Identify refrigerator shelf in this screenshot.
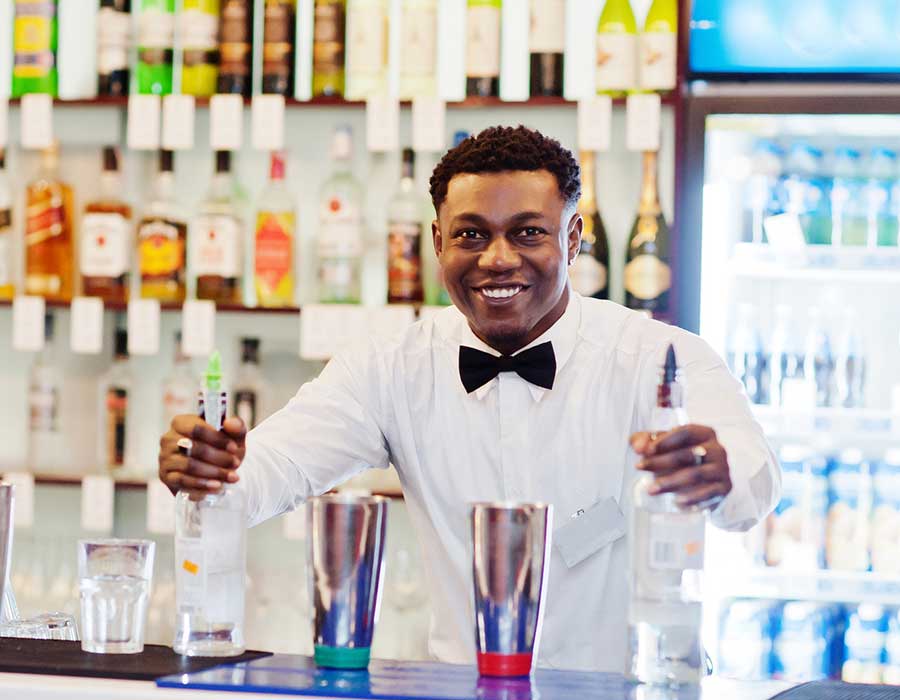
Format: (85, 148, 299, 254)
(751, 406, 898, 446)
(709, 568, 900, 606)
(729, 243, 900, 283)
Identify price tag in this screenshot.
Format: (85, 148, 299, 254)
(162, 94, 196, 150)
(251, 94, 285, 150)
(126, 94, 161, 150)
(69, 297, 104, 354)
(578, 96, 612, 152)
(0, 98, 8, 148)
(3, 473, 34, 528)
(12, 296, 46, 352)
(20, 93, 53, 149)
(299, 305, 367, 360)
(625, 93, 661, 152)
(210, 94, 244, 150)
(127, 299, 161, 356)
(370, 305, 416, 341)
(411, 97, 446, 153)
(181, 299, 216, 358)
(282, 503, 307, 540)
(366, 95, 400, 153)
(146, 479, 175, 535)
(81, 475, 114, 533)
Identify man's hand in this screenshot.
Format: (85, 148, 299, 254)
(158, 415, 246, 500)
(629, 424, 732, 509)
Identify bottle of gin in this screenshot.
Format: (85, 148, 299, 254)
(98, 326, 133, 472)
(174, 351, 247, 656)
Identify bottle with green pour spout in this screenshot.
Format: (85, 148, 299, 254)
(174, 350, 247, 656)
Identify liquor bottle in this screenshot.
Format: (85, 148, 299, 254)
(81, 146, 133, 304)
(12, 0, 58, 96)
(262, 0, 296, 95)
(595, 0, 637, 97)
(181, 0, 220, 96)
(318, 127, 363, 303)
(466, 0, 501, 98)
(387, 148, 424, 304)
(137, 0, 175, 95)
(97, 0, 131, 96)
(162, 331, 195, 431)
(638, 0, 676, 92)
(529, 0, 564, 98)
(25, 142, 75, 302)
(191, 151, 243, 305)
(98, 326, 133, 471)
(399, 0, 437, 99)
(346, 0, 388, 99)
(137, 150, 188, 303)
(254, 151, 295, 307)
(233, 337, 262, 429)
(569, 151, 609, 299)
(0, 150, 12, 300)
(27, 312, 65, 473)
(312, 0, 346, 97)
(217, 0, 253, 95)
(174, 351, 247, 657)
(624, 151, 669, 315)
(626, 344, 704, 685)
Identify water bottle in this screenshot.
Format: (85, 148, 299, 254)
(785, 144, 831, 245)
(803, 308, 834, 408)
(727, 303, 768, 404)
(769, 305, 805, 408)
(864, 148, 898, 248)
(834, 308, 866, 409)
(743, 141, 784, 245)
(831, 147, 866, 247)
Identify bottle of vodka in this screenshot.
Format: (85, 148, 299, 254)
(627, 344, 705, 686)
(174, 351, 247, 656)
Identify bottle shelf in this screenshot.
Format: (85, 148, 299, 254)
(730, 243, 900, 283)
(0, 299, 302, 314)
(710, 567, 900, 606)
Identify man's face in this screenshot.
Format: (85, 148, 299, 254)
(433, 170, 581, 354)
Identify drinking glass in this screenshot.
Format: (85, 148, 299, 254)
(0, 620, 50, 639)
(31, 612, 79, 641)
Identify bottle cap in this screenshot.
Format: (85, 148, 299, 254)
(43, 312, 55, 343)
(240, 337, 260, 364)
(452, 131, 470, 148)
(203, 350, 223, 391)
(662, 343, 677, 383)
(215, 150, 232, 174)
(270, 151, 285, 180)
(103, 146, 119, 173)
(114, 328, 128, 358)
(159, 149, 174, 173)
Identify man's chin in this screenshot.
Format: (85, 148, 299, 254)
(473, 321, 530, 354)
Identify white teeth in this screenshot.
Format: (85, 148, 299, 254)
(481, 286, 522, 299)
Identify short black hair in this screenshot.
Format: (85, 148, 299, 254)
(429, 125, 581, 213)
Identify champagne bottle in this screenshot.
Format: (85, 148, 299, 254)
(569, 151, 609, 299)
(595, 0, 636, 97)
(639, 0, 676, 92)
(624, 151, 670, 315)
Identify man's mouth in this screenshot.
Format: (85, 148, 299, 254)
(475, 285, 528, 300)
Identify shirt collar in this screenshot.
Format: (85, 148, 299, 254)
(456, 292, 582, 402)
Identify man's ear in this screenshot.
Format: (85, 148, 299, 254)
(432, 219, 442, 258)
(567, 211, 583, 265)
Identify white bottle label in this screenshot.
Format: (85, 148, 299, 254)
(596, 33, 637, 91)
(190, 215, 241, 277)
(639, 32, 676, 90)
(648, 514, 705, 571)
(318, 195, 364, 258)
(466, 6, 501, 78)
(180, 8, 218, 50)
(80, 213, 130, 278)
(624, 253, 671, 300)
(29, 383, 58, 432)
(402, 6, 437, 77)
(348, 4, 386, 73)
(569, 255, 607, 296)
(97, 7, 130, 72)
(201, 506, 244, 622)
(530, 0, 565, 53)
(175, 536, 207, 610)
(139, 8, 175, 48)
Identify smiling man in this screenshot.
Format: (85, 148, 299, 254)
(158, 126, 781, 671)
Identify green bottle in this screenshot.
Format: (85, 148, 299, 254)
(639, 0, 676, 91)
(595, 0, 636, 97)
(181, 0, 220, 96)
(12, 0, 59, 97)
(137, 0, 175, 95)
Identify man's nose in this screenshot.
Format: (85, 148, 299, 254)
(478, 235, 520, 271)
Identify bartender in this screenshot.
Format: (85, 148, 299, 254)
(158, 126, 781, 673)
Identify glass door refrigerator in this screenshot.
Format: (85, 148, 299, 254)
(677, 0, 900, 688)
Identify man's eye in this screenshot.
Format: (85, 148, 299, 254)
(457, 230, 483, 240)
(518, 227, 545, 237)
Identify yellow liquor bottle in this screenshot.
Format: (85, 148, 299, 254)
(254, 152, 295, 307)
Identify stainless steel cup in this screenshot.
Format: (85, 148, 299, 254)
(0, 485, 13, 610)
(471, 501, 553, 677)
(308, 494, 388, 669)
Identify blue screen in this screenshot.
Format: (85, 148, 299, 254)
(690, 0, 900, 75)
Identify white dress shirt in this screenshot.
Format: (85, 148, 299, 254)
(239, 293, 782, 672)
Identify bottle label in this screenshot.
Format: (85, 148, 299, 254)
(138, 219, 185, 283)
(530, 0, 565, 54)
(263, 2, 293, 74)
(29, 384, 58, 432)
(254, 212, 293, 292)
(81, 212, 130, 278)
(13, 7, 54, 79)
(180, 8, 218, 51)
(234, 389, 256, 429)
(220, 0, 252, 75)
(201, 506, 244, 622)
(198, 390, 228, 431)
(313, 2, 345, 74)
(318, 195, 363, 258)
(0, 209, 11, 286)
(596, 33, 636, 91)
(624, 253, 671, 301)
(175, 536, 207, 612)
(569, 255, 607, 297)
(190, 215, 241, 278)
(347, 4, 386, 73)
(139, 7, 175, 48)
(388, 221, 423, 301)
(639, 32, 676, 91)
(466, 6, 501, 78)
(648, 513, 705, 571)
(105, 386, 127, 467)
(401, 6, 436, 77)
(25, 197, 65, 247)
(97, 7, 130, 73)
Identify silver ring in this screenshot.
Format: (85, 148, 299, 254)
(176, 437, 193, 458)
(649, 431, 660, 442)
(691, 445, 707, 466)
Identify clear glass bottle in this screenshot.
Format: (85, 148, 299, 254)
(27, 313, 65, 474)
(98, 325, 133, 472)
(318, 126, 363, 303)
(387, 148, 424, 304)
(0, 149, 13, 300)
(233, 337, 263, 429)
(254, 152, 296, 307)
(161, 331, 195, 432)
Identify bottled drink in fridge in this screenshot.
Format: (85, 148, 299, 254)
(834, 309, 865, 409)
(768, 305, 805, 408)
(743, 141, 783, 245)
(803, 307, 834, 408)
(627, 344, 705, 686)
(864, 148, 899, 248)
(783, 144, 831, 246)
(727, 303, 768, 405)
(830, 147, 866, 247)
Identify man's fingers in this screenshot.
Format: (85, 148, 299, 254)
(165, 471, 223, 493)
(187, 441, 241, 470)
(223, 417, 247, 443)
(646, 424, 716, 456)
(650, 462, 719, 495)
(170, 415, 233, 450)
(675, 481, 729, 509)
(638, 440, 725, 474)
(630, 432, 652, 455)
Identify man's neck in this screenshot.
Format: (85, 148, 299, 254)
(472, 288, 570, 356)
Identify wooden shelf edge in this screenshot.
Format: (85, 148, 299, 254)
(0, 299, 302, 314)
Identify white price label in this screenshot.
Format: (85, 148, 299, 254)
(282, 504, 307, 541)
(162, 94, 196, 150)
(146, 479, 175, 535)
(181, 299, 216, 358)
(20, 93, 53, 149)
(127, 299, 161, 355)
(251, 94, 285, 150)
(126, 94, 162, 150)
(81, 475, 115, 533)
(625, 93, 661, 153)
(577, 96, 612, 152)
(4, 473, 34, 529)
(0, 98, 8, 148)
(12, 296, 46, 352)
(209, 94, 244, 150)
(69, 297, 104, 355)
(299, 304, 367, 360)
(370, 305, 416, 341)
(366, 95, 400, 153)
(411, 97, 446, 153)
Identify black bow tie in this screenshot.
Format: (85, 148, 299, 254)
(459, 342, 556, 394)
